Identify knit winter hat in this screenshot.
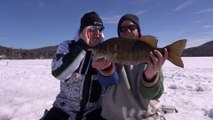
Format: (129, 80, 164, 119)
(117, 14, 141, 37)
(80, 11, 104, 33)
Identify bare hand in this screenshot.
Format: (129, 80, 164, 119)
(144, 48, 168, 80)
(79, 26, 91, 45)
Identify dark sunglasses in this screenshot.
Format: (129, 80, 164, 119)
(90, 26, 104, 32)
(119, 25, 137, 32)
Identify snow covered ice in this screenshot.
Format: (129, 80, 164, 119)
(160, 57, 213, 120)
(0, 57, 213, 120)
(0, 60, 59, 120)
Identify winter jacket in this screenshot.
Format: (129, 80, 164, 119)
(100, 64, 165, 120)
(51, 39, 118, 119)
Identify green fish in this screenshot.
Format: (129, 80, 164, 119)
(92, 35, 187, 68)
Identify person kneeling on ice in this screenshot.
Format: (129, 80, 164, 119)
(92, 14, 169, 120)
(40, 11, 119, 120)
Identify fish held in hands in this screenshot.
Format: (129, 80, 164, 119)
(92, 35, 187, 68)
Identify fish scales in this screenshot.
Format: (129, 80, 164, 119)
(92, 35, 187, 68)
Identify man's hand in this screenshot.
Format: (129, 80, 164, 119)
(144, 48, 168, 80)
(80, 26, 91, 45)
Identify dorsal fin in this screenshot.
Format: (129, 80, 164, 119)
(138, 35, 158, 48)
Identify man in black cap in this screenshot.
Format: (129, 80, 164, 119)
(117, 14, 142, 38)
(40, 11, 118, 120)
(97, 14, 168, 119)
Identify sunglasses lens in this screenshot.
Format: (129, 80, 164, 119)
(119, 27, 127, 32)
(99, 27, 104, 32)
(119, 25, 137, 32)
(91, 26, 104, 32)
(128, 25, 137, 30)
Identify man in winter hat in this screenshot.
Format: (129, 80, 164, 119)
(40, 11, 118, 120)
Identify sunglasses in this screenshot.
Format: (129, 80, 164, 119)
(119, 25, 137, 32)
(90, 26, 105, 32)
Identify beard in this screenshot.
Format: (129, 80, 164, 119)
(89, 36, 103, 47)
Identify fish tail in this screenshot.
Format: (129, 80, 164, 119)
(164, 39, 187, 68)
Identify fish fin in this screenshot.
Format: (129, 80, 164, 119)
(139, 35, 158, 48)
(165, 39, 187, 68)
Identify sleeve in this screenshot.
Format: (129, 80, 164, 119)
(97, 64, 120, 87)
(139, 69, 164, 99)
(51, 40, 85, 80)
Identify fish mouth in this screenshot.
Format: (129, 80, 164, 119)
(92, 54, 104, 61)
(92, 56, 104, 61)
(91, 49, 101, 61)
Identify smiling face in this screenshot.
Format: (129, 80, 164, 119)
(119, 20, 140, 38)
(87, 26, 104, 47)
(80, 25, 104, 47)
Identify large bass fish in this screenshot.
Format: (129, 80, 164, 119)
(92, 35, 187, 68)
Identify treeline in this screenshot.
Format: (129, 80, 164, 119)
(0, 45, 57, 59)
(0, 40, 213, 59)
(182, 41, 213, 57)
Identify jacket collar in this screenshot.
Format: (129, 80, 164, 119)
(76, 39, 90, 51)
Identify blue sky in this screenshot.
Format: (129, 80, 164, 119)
(1, 0, 213, 49)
